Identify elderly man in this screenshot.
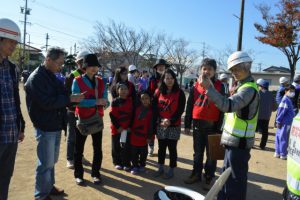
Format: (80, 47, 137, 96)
(0, 18, 25, 200)
(200, 51, 259, 200)
(25, 47, 84, 200)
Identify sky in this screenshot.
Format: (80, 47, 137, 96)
(1, 0, 296, 71)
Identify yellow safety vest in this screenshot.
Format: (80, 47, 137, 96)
(72, 70, 81, 78)
(287, 115, 300, 196)
(223, 82, 259, 138)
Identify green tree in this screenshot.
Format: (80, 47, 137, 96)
(254, 0, 300, 79)
(9, 44, 29, 70)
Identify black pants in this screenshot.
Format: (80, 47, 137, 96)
(111, 134, 131, 167)
(74, 127, 103, 179)
(257, 119, 270, 149)
(158, 139, 178, 168)
(131, 145, 148, 168)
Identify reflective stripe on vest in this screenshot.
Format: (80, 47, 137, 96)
(223, 82, 258, 138)
(72, 70, 81, 77)
(287, 115, 300, 196)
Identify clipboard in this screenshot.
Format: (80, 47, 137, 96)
(208, 134, 225, 160)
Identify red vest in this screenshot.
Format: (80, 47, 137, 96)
(130, 106, 153, 146)
(156, 89, 181, 126)
(75, 76, 104, 118)
(192, 80, 222, 121)
(110, 97, 133, 135)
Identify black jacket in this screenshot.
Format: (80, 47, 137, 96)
(25, 65, 70, 132)
(0, 60, 25, 133)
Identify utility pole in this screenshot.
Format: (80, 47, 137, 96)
(237, 0, 245, 51)
(202, 42, 206, 60)
(74, 43, 77, 54)
(45, 33, 49, 51)
(20, 0, 31, 70)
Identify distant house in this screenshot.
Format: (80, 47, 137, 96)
(263, 66, 290, 73)
(25, 45, 44, 71)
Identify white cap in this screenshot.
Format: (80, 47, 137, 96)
(227, 51, 252, 70)
(0, 18, 21, 42)
(76, 50, 89, 62)
(219, 73, 229, 80)
(279, 77, 289, 84)
(128, 64, 137, 72)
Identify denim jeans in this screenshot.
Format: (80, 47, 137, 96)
(34, 129, 61, 199)
(66, 111, 76, 161)
(217, 146, 251, 200)
(0, 143, 18, 200)
(192, 119, 217, 178)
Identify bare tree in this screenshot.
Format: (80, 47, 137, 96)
(164, 38, 198, 87)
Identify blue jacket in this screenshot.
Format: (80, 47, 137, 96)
(25, 65, 70, 132)
(276, 95, 295, 125)
(276, 85, 285, 106)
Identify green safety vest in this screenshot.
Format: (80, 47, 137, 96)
(223, 82, 259, 138)
(72, 70, 81, 78)
(287, 115, 300, 196)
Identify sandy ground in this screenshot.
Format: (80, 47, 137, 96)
(8, 84, 286, 200)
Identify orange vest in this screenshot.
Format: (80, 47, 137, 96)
(192, 80, 222, 121)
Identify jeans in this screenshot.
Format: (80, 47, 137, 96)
(0, 143, 18, 200)
(74, 128, 103, 179)
(66, 111, 76, 161)
(217, 146, 251, 200)
(34, 129, 61, 199)
(158, 139, 178, 168)
(192, 119, 217, 178)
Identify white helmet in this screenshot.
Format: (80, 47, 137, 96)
(219, 73, 229, 80)
(128, 64, 137, 72)
(0, 18, 21, 43)
(227, 51, 252, 70)
(279, 77, 289, 84)
(256, 78, 264, 85)
(76, 50, 89, 62)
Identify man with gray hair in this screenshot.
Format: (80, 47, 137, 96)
(200, 51, 259, 200)
(25, 47, 84, 200)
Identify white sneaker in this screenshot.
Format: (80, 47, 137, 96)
(148, 148, 154, 157)
(274, 153, 280, 158)
(67, 160, 74, 169)
(280, 156, 287, 160)
(75, 178, 84, 185)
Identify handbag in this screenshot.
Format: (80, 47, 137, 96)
(76, 77, 104, 136)
(208, 134, 225, 160)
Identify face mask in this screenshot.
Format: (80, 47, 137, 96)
(288, 92, 295, 98)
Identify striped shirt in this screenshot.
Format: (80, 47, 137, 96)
(0, 59, 19, 143)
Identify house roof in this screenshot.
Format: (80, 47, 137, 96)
(263, 66, 290, 73)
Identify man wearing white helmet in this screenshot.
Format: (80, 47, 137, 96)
(276, 76, 290, 105)
(64, 50, 89, 169)
(128, 64, 139, 90)
(0, 18, 25, 200)
(200, 51, 259, 200)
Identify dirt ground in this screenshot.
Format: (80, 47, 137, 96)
(8, 84, 286, 200)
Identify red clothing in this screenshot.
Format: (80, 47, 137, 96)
(156, 89, 181, 126)
(192, 80, 222, 121)
(75, 76, 104, 118)
(130, 106, 153, 146)
(109, 97, 133, 135)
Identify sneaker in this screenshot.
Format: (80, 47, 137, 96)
(75, 178, 84, 186)
(139, 167, 146, 173)
(66, 160, 74, 169)
(50, 186, 64, 195)
(163, 168, 174, 179)
(184, 172, 201, 184)
(153, 167, 164, 177)
(115, 165, 123, 170)
(131, 167, 139, 175)
(274, 153, 280, 158)
(280, 155, 287, 160)
(202, 176, 214, 191)
(123, 166, 131, 172)
(92, 176, 102, 185)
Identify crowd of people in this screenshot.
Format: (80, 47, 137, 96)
(2, 18, 300, 200)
